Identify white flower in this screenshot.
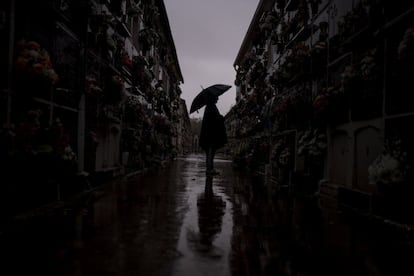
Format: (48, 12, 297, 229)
(368, 154, 404, 185)
(297, 129, 326, 157)
(61, 145, 77, 161)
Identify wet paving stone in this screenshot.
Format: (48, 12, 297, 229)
(1, 154, 413, 275)
(0, 155, 236, 275)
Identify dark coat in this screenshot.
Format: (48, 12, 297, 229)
(199, 104, 227, 151)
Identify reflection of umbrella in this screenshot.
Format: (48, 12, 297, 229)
(190, 84, 231, 114)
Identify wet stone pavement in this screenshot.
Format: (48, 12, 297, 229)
(0, 154, 243, 275)
(1, 154, 414, 275)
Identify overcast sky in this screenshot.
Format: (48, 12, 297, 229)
(164, 0, 259, 119)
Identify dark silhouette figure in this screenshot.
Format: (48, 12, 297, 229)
(199, 96, 227, 175)
(196, 176, 226, 249)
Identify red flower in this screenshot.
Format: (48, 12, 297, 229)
(313, 94, 329, 116)
(27, 41, 41, 51)
(14, 57, 28, 71)
(122, 54, 133, 68)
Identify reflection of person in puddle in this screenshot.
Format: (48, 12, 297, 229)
(196, 176, 226, 251)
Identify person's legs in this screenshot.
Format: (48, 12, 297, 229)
(206, 147, 218, 175)
(206, 147, 215, 173)
(206, 147, 212, 171)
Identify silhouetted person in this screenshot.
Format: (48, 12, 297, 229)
(199, 95, 227, 175)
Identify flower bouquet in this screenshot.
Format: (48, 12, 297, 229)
(271, 137, 293, 168)
(297, 128, 327, 157)
(85, 75, 102, 98)
(14, 40, 59, 85)
(368, 139, 410, 192)
(398, 26, 414, 61)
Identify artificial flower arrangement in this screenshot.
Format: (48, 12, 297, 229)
(278, 146, 292, 167)
(133, 54, 149, 71)
(340, 48, 378, 92)
(337, 1, 368, 41)
(259, 10, 280, 33)
(153, 112, 171, 134)
(271, 137, 293, 168)
(295, 0, 310, 28)
(313, 84, 352, 123)
(360, 48, 377, 81)
(48, 118, 77, 163)
(85, 75, 102, 98)
(280, 1, 309, 37)
(124, 94, 146, 123)
(10, 117, 77, 180)
(113, 74, 125, 90)
(8, 110, 77, 166)
(60, 144, 77, 162)
(312, 86, 337, 117)
(121, 53, 133, 69)
(340, 63, 359, 93)
(139, 27, 160, 46)
(143, 3, 159, 25)
(312, 93, 329, 117)
(127, 0, 143, 16)
(297, 128, 327, 157)
(115, 39, 133, 70)
(398, 25, 414, 61)
(276, 42, 310, 83)
(14, 40, 59, 85)
(291, 42, 310, 63)
(13, 109, 42, 154)
(368, 139, 410, 189)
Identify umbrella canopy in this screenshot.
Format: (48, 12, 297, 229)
(190, 84, 231, 114)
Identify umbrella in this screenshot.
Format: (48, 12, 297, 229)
(190, 84, 231, 114)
